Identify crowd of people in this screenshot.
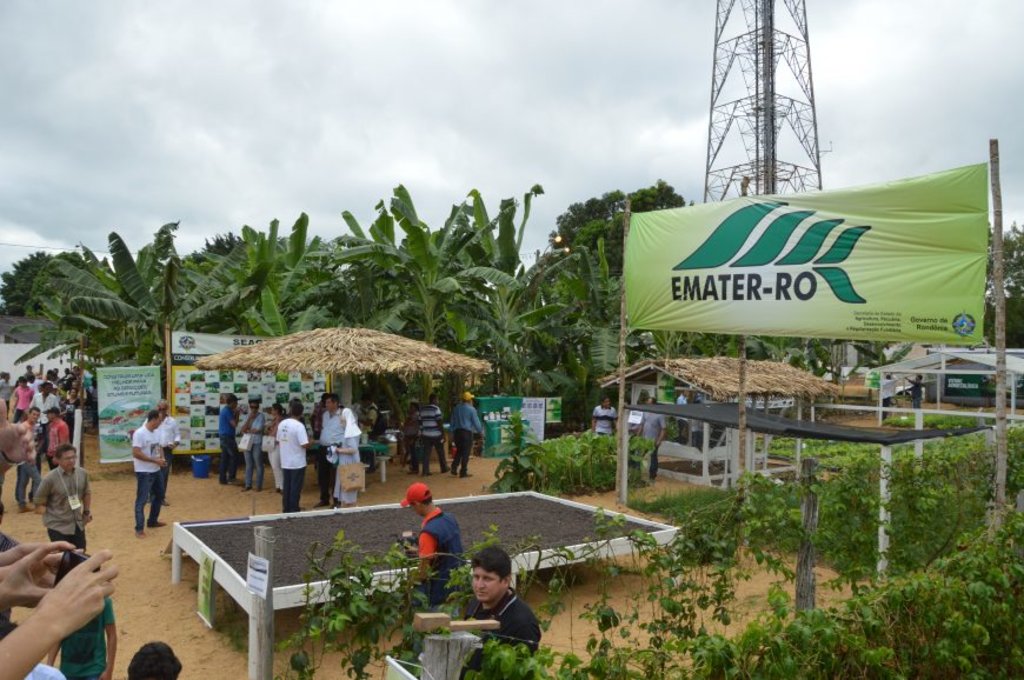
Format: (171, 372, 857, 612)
(0, 388, 183, 680)
(0, 368, 531, 676)
(203, 389, 485, 514)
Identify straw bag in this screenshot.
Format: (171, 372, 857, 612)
(339, 462, 365, 492)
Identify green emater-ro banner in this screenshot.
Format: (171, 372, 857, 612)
(625, 164, 988, 343)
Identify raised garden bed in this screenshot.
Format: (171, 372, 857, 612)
(171, 491, 677, 612)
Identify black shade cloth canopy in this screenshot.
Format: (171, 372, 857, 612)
(633, 402, 987, 445)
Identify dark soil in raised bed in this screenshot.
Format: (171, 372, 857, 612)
(184, 495, 661, 587)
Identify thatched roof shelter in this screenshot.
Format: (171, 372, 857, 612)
(600, 357, 838, 401)
(194, 327, 491, 377)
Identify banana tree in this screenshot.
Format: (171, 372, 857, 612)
(336, 185, 536, 349)
(185, 213, 331, 336)
(28, 223, 189, 365)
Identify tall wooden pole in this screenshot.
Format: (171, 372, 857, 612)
(164, 322, 173, 404)
(795, 457, 819, 610)
(735, 178, 751, 485)
(616, 200, 633, 505)
(990, 139, 1008, 515)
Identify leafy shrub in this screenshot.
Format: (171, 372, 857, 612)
(492, 418, 651, 495)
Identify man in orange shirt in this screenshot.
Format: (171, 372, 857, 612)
(400, 482, 464, 609)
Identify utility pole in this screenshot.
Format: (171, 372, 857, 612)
(705, 0, 821, 200)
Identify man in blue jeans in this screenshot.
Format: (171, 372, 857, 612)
(131, 409, 167, 538)
(218, 394, 239, 485)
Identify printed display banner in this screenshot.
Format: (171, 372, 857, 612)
(171, 367, 327, 454)
(97, 366, 162, 463)
(626, 164, 989, 343)
(170, 331, 263, 365)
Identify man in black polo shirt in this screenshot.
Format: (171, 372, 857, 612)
(462, 546, 541, 675)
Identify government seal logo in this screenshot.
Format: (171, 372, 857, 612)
(951, 313, 975, 337)
(178, 335, 196, 350)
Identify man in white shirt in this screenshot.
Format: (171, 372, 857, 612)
(131, 409, 167, 538)
(276, 400, 311, 513)
(155, 400, 180, 505)
(315, 395, 344, 508)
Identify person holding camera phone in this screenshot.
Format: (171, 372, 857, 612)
(0, 547, 118, 680)
(34, 444, 91, 550)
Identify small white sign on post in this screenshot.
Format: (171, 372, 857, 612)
(521, 397, 546, 441)
(246, 553, 270, 599)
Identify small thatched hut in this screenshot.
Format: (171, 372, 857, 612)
(194, 327, 490, 377)
(599, 357, 838, 402)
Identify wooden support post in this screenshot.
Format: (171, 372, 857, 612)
(914, 410, 924, 459)
(796, 457, 819, 611)
(423, 633, 483, 680)
(794, 399, 803, 469)
(415, 614, 499, 680)
(615, 199, 632, 506)
(164, 322, 173, 404)
(248, 526, 275, 680)
(737, 336, 748, 483)
(990, 138, 1009, 518)
(878, 446, 892, 576)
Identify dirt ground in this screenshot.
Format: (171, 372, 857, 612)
(1, 435, 834, 678)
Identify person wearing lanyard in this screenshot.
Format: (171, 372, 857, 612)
(33, 443, 91, 550)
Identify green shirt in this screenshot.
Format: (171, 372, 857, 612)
(60, 597, 114, 677)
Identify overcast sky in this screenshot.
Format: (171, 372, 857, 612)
(0, 0, 1019, 277)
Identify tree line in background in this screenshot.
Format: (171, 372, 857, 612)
(0, 184, 1017, 425)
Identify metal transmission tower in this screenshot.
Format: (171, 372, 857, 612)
(704, 0, 821, 201)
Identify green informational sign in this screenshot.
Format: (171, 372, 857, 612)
(657, 373, 675, 403)
(626, 165, 988, 343)
(945, 374, 1024, 397)
(545, 397, 562, 424)
(197, 554, 215, 628)
(97, 366, 163, 463)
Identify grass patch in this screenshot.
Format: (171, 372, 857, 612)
(630, 486, 736, 524)
(882, 413, 982, 429)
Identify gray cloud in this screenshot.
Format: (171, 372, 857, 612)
(0, 0, 1019, 276)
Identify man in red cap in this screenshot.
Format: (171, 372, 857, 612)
(401, 482, 464, 609)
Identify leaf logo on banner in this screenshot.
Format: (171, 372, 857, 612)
(673, 202, 870, 304)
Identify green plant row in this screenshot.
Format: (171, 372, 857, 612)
(490, 413, 652, 495)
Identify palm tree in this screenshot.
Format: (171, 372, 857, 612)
(29, 223, 187, 365)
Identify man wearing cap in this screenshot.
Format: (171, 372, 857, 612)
(401, 482, 463, 609)
(449, 392, 483, 478)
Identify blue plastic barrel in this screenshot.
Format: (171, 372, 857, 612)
(191, 455, 211, 479)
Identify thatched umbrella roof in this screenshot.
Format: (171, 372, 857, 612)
(194, 328, 491, 377)
(600, 357, 839, 401)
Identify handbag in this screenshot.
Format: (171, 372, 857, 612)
(339, 462, 365, 492)
(238, 433, 252, 451)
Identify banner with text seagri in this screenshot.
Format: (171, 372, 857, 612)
(171, 331, 264, 365)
